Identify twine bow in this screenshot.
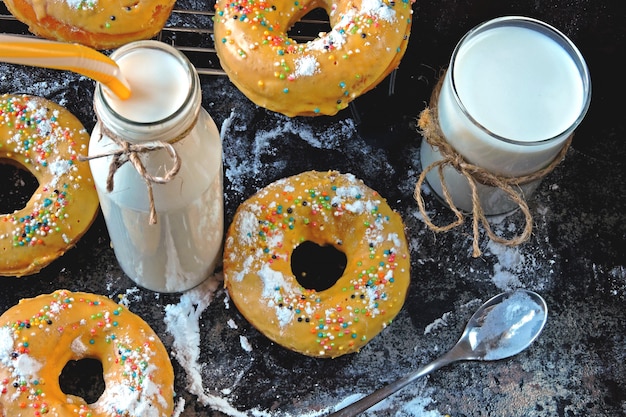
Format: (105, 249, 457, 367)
(414, 73, 571, 257)
(79, 123, 182, 225)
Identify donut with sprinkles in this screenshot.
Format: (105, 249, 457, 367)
(0, 94, 99, 277)
(223, 171, 411, 358)
(0, 289, 175, 417)
(214, 0, 415, 116)
(2, 0, 176, 49)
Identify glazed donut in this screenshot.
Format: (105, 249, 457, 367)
(223, 171, 411, 358)
(0, 289, 174, 417)
(213, 0, 415, 117)
(0, 94, 99, 277)
(2, 0, 175, 50)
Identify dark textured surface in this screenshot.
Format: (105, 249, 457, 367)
(1, 0, 625, 416)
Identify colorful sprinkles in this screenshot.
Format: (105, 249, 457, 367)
(0, 95, 87, 248)
(0, 290, 171, 417)
(225, 172, 410, 357)
(213, 0, 414, 115)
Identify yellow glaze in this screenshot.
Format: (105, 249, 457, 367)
(223, 171, 411, 358)
(214, 0, 415, 116)
(3, 0, 175, 49)
(0, 290, 174, 417)
(0, 94, 99, 277)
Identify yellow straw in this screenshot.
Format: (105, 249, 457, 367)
(0, 34, 131, 100)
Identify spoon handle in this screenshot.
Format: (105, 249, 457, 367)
(327, 347, 463, 417)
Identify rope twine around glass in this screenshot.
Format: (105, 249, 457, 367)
(414, 72, 572, 257)
(79, 107, 197, 225)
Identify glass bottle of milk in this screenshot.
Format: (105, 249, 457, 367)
(88, 41, 223, 293)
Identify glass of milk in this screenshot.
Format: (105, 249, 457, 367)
(420, 16, 591, 215)
(88, 41, 224, 293)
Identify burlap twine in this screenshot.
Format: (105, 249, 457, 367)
(79, 109, 197, 225)
(414, 71, 572, 257)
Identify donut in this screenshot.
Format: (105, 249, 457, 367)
(0, 289, 174, 417)
(0, 94, 100, 277)
(213, 0, 415, 117)
(2, 0, 176, 50)
(223, 171, 411, 358)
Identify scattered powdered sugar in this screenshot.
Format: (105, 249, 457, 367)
(306, 0, 396, 53)
(70, 336, 88, 355)
(258, 264, 297, 327)
(423, 311, 452, 335)
(236, 209, 261, 247)
(164, 273, 251, 416)
(117, 287, 143, 307)
(258, 263, 293, 301)
(0, 334, 44, 381)
(1, 327, 43, 379)
(48, 158, 72, 177)
(239, 335, 253, 352)
(0, 328, 14, 365)
(331, 181, 371, 213)
(294, 55, 320, 78)
(97, 375, 166, 417)
(399, 395, 447, 416)
(360, 0, 398, 22)
(172, 398, 186, 417)
(607, 266, 626, 298)
(387, 232, 404, 248)
(222, 109, 368, 204)
(164, 277, 218, 395)
(47, 158, 73, 188)
(13, 354, 43, 379)
(306, 25, 348, 52)
(232, 255, 254, 283)
(64, 0, 97, 8)
(333, 391, 446, 417)
(486, 239, 550, 291)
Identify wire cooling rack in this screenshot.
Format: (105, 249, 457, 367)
(0, 1, 330, 76)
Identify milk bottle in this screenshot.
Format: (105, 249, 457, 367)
(88, 41, 224, 292)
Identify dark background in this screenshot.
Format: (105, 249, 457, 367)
(1, 0, 625, 416)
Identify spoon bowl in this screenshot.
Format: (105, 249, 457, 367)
(328, 289, 548, 416)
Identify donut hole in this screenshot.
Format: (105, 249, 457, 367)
(291, 241, 346, 291)
(286, 7, 331, 40)
(0, 160, 38, 214)
(59, 358, 105, 404)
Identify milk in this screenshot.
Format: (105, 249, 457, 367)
(88, 41, 224, 292)
(105, 48, 190, 123)
(420, 17, 591, 215)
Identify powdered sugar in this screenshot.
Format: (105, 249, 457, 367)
(294, 55, 320, 78)
(360, 0, 398, 22)
(239, 335, 253, 352)
(12, 354, 42, 379)
(64, 0, 97, 9)
(234, 209, 260, 247)
(70, 336, 88, 355)
(96, 372, 167, 417)
(306, 0, 397, 53)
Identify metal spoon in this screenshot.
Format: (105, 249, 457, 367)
(328, 289, 548, 417)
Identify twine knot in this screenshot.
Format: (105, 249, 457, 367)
(414, 73, 571, 257)
(79, 124, 182, 225)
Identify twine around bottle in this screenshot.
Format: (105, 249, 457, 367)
(414, 72, 572, 257)
(79, 110, 197, 225)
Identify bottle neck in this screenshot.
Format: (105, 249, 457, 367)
(94, 41, 201, 144)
